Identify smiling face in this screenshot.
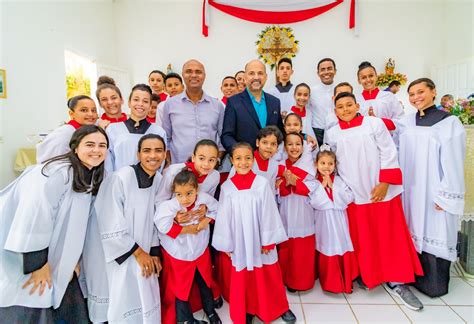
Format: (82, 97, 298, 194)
(284, 134, 303, 161)
(129, 89, 151, 120)
(174, 182, 198, 209)
(165, 77, 184, 97)
(334, 96, 360, 122)
(69, 99, 98, 125)
(148, 100, 158, 119)
(408, 82, 437, 111)
(244, 60, 267, 93)
(191, 145, 219, 176)
(277, 62, 293, 84)
(231, 146, 254, 175)
(182, 60, 205, 92)
(256, 134, 278, 160)
(235, 72, 246, 92)
(137, 138, 166, 175)
(316, 154, 335, 176)
(148, 72, 165, 94)
(221, 78, 238, 98)
(98, 88, 123, 118)
(318, 60, 336, 85)
(284, 114, 302, 134)
(76, 132, 108, 169)
(294, 86, 310, 108)
(357, 66, 377, 91)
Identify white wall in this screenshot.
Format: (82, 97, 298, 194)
(114, 0, 448, 100)
(0, 0, 117, 187)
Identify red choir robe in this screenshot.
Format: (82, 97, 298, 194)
(310, 174, 358, 293)
(212, 171, 289, 324)
(277, 157, 318, 291)
(325, 115, 422, 289)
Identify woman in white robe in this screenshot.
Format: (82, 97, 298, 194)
(396, 78, 466, 297)
(0, 125, 108, 323)
(36, 95, 100, 163)
(94, 134, 166, 323)
(105, 84, 167, 172)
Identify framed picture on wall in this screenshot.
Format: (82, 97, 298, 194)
(0, 69, 6, 99)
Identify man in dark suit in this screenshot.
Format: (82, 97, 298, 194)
(221, 59, 284, 153)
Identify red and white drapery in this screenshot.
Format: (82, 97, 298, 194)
(202, 0, 356, 37)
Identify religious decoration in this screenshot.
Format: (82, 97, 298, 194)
(442, 98, 474, 125)
(166, 63, 173, 74)
(376, 58, 407, 87)
(0, 69, 6, 99)
(202, 0, 356, 37)
(256, 26, 299, 70)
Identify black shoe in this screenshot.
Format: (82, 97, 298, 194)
(355, 276, 369, 290)
(287, 287, 297, 293)
(213, 296, 224, 309)
(246, 313, 255, 324)
(281, 310, 296, 323)
(207, 311, 222, 324)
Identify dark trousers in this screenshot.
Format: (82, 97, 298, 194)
(176, 269, 214, 322)
(414, 252, 451, 297)
(312, 128, 325, 147)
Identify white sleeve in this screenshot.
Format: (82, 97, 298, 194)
(259, 181, 288, 246)
(388, 94, 405, 120)
(36, 126, 71, 163)
(372, 117, 400, 171)
(161, 101, 172, 146)
(94, 174, 136, 262)
(154, 200, 177, 235)
(308, 183, 334, 210)
(434, 119, 466, 215)
(155, 167, 175, 203)
(212, 187, 234, 252)
(333, 177, 355, 209)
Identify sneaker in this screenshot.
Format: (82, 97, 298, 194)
(213, 296, 224, 309)
(385, 284, 424, 311)
(355, 277, 369, 290)
(207, 311, 222, 324)
(281, 309, 296, 323)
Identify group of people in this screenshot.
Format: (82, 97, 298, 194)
(0, 56, 466, 324)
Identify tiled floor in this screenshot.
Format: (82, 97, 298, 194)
(194, 266, 474, 323)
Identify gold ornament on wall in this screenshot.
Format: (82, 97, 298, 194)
(256, 26, 299, 70)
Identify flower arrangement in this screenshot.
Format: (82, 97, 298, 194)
(256, 26, 299, 70)
(442, 98, 474, 125)
(376, 72, 408, 87)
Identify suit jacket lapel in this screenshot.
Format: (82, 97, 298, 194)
(242, 90, 262, 128)
(263, 92, 277, 126)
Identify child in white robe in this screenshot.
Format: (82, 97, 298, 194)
(356, 61, 404, 130)
(212, 142, 296, 324)
(277, 132, 318, 292)
(0, 125, 108, 323)
(310, 145, 358, 293)
(156, 169, 222, 324)
(288, 83, 316, 140)
(396, 78, 465, 297)
(36, 95, 100, 163)
(266, 58, 295, 115)
(105, 84, 167, 172)
(96, 77, 128, 124)
(326, 92, 423, 310)
(94, 134, 166, 323)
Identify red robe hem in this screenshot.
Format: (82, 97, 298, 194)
(317, 251, 359, 294)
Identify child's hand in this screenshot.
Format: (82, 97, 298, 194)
(261, 248, 272, 255)
(189, 204, 208, 221)
(368, 106, 376, 116)
(181, 224, 199, 235)
(275, 178, 283, 188)
(197, 217, 212, 232)
(97, 119, 111, 129)
(174, 210, 191, 224)
(370, 182, 389, 202)
(281, 111, 288, 119)
(152, 256, 162, 276)
(435, 203, 444, 211)
(306, 135, 318, 150)
(22, 262, 52, 296)
(326, 175, 333, 189)
(284, 170, 299, 186)
(133, 247, 156, 278)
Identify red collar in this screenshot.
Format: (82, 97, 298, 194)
(317, 173, 335, 201)
(146, 116, 156, 123)
(159, 92, 168, 102)
(185, 162, 207, 184)
(101, 113, 127, 123)
(67, 120, 81, 129)
(230, 171, 256, 190)
(186, 202, 196, 211)
(254, 150, 269, 172)
(221, 96, 228, 105)
(290, 106, 306, 117)
(362, 88, 380, 100)
(338, 115, 364, 129)
(285, 160, 308, 179)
